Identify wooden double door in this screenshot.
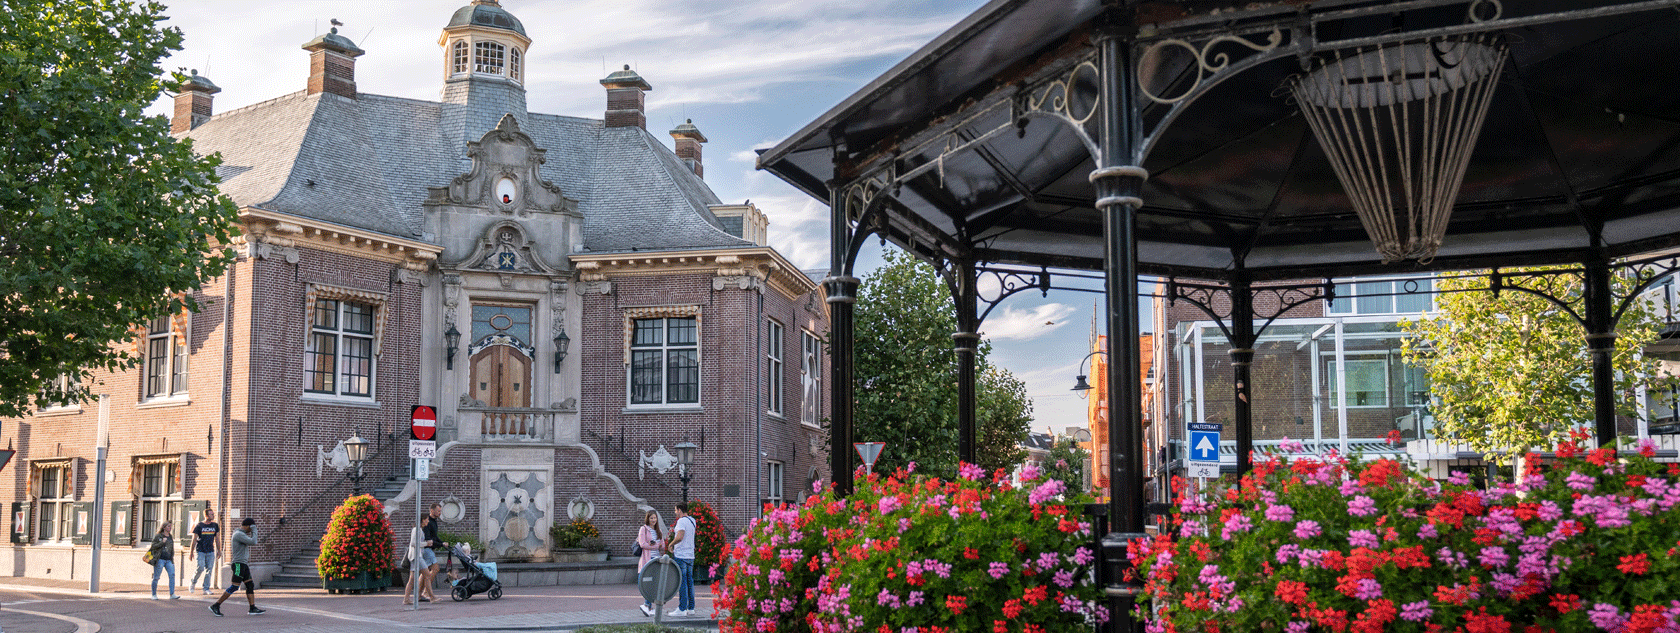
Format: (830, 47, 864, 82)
(472, 345, 531, 408)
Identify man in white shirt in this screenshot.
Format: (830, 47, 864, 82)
(666, 502, 697, 617)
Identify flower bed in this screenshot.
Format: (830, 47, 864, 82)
(717, 462, 1105, 633)
(1132, 432, 1680, 633)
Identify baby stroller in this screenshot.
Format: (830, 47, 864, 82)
(447, 543, 502, 601)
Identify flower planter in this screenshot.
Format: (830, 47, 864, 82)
(551, 548, 608, 563)
(322, 571, 386, 594)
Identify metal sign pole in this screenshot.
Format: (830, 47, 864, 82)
(409, 465, 422, 612)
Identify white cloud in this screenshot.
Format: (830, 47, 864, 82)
(980, 303, 1078, 341)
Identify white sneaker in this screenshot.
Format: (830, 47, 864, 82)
(667, 609, 684, 617)
(639, 604, 652, 617)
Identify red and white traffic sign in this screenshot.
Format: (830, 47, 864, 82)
(411, 405, 436, 441)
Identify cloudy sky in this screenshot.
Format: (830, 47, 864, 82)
(145, 0, 1127, 436)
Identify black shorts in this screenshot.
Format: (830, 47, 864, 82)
(230, 562, 252, 585)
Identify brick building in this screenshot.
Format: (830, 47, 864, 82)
(2, 0, 827, 587)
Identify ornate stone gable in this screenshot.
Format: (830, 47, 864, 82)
(426, 114, 579, 218)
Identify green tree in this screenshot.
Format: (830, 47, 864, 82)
(975, 367, 1031, 473)
(1041, 436, 1089, 492)
(1399, 267, 1674, 460)
(853, 250, 1032, 478)
(0, 0, 239, 416)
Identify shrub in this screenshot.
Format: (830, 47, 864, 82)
(1133, 432, 1680, 633)
(316, 494, 394, 580)
(687, 501, 728, 575)
(578, 536, 606, 552)
(552, 518, 600, 548)
(437, 530, 483, 556)
(717, 463, 1106, 632)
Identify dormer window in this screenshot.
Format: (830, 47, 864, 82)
(452, 40, 469, 75)
(509, 48, 521, 82)
(474, 41, 505, 75)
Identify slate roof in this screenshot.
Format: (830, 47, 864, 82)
(179, 90, 750, 253)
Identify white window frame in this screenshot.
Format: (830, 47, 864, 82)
(628, 317, 701, 407)
(766, 319, 784, 417)
(39, 373, 81, 414)
(305, 299, 377, 400)
(143, 314, 189, 402)
(137, 460, 181, 544)
(450, 40, 469, 76)
(801, 330, 822, 428)
(765, 460, 784, 505)
(1329, 276, 1435, 315)
(33, 462, 72, 544)
(474, 40, 505, 75)
(1325, 355, 1391, 408)
(508, 47, 521, 82)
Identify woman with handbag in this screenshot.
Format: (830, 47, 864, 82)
(147, 521, 179, 600)
(635, 510, 665, 617)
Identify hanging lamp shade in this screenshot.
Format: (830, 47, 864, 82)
(1286, 33, 1508, 263)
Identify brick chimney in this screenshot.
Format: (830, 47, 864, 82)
(669, 119, 707, 178)
(599, 65, 651, 129)
(171, 71, 220, 133)
(301, 25, 365, 99)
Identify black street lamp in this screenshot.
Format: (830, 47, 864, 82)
(673, 440, 698, 504)
(1070, 350, 1109, 392)
(444, 323, 461, 370)
(344, 433, 370, 496)
(552, 327, 570, 374)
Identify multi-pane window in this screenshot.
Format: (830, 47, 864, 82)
(766, 461, 784, 505)
(630, 317, 699, 405)
(41, 373, 80, 410)
(1326, 357, 1389, 407)
(34, 463, 71, 543)
(474, 41, 505, 75)
(766, 320, 784, 416)
(145, 315, 188, 399)
(306, 300, 375, 397)
(509, 48, 521, 82)
(1329, 277, 1434, 315)
(139, 461, 180, 541)
(451, 40, 469, 75)
(801, 332, 821, 426)
(1649, 384, 1679, 423)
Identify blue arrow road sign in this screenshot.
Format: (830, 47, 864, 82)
(1187, 422, 1222, 463)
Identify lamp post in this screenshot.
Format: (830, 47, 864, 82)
(553, 328, 570, 374)
(344, 433, 370, 496)
(1070, 350, 1108, 392)
(673, 440, 698, 504)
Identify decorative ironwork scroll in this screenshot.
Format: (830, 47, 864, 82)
(1163, 278, 1330, 341)
(1137, 27, 1286, 106)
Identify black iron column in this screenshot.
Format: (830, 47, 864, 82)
(1229, 276, 1256, 476)
(954, 260, 980, 465)
(1093, 24, 1146, 633)
(824, 183, 860, 495)
(1583, 260, 1617, 447)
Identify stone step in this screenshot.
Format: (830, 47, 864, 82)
(265, 574, 327, 588)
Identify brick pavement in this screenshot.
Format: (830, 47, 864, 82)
(0, 576, 718, 632)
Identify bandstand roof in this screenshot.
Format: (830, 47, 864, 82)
(759, 0, 1680, 281)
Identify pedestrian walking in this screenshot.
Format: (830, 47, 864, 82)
(666, 502, 697, 617)
(404, 502, 442, 605)
(147, 522, 179, 600)
(635, 510, 665, 617)
(209, 518, 264, 617)
(189, 508, 220, 595)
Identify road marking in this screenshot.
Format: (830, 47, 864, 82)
(2, 606, 100, 632)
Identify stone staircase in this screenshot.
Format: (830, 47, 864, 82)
(264, 473, 411, 589)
